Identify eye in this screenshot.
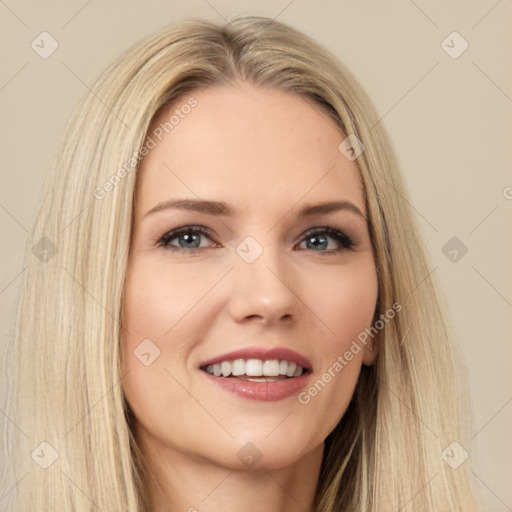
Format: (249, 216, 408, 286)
(157, 225, 358, 254)
(297, 227, 357, 253)
(157, 226, 216, 254)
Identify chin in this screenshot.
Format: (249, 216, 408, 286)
(203, 430, 322, 472)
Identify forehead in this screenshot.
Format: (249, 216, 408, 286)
(136, 84, 365, 217)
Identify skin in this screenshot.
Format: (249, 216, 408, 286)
(120, 83, 379, 512)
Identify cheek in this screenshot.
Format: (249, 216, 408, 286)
(295, 258, 378, 431)
(121, 257, 224, 356)
(119, 259, 209, 450)
(310, 257, 378, 346)
(119, 254, 229, 416)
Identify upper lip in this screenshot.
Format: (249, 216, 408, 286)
(199, 346, 313, 372)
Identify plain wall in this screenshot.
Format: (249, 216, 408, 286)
(1, 1, 511, 509)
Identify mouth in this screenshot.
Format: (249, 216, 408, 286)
(199, 347, 312, 401)
(201, 358, 308, 381)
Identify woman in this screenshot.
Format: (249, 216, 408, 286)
(2, 16, 480, 511)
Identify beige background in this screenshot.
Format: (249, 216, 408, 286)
(1, 0, 511, 509)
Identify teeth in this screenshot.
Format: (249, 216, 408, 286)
(204, 358, 305, 378)
(262, 360, 280, 377)
(286, 362, 297, 377)
(221, 361, 232, 377)
(231, 359, 245, 376)
(245, 359, 263, 376)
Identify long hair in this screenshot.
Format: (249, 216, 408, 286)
(2, 16, 480, 511)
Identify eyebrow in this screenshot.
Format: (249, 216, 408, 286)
(144, 198, 366, 220)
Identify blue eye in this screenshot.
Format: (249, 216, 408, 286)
(157, 225, 357, 255)
(298, 227, 356, 252)
(157, 226, 214, 254)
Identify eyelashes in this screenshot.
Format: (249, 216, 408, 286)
(157, 226, 219, 254)
(156, 225, 358, 256)
(298, 227, 357, 253)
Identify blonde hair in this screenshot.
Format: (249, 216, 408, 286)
(2, 16, 480, 511)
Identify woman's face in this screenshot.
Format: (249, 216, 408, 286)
(121, 84, 378, 471)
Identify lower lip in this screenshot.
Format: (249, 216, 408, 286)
(201, 371, 311, 401)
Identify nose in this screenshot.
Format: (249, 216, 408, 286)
(227, 240, 301, 326)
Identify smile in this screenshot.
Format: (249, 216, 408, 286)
(199, 347, 312, 401)
(202, 358, 305, 380)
